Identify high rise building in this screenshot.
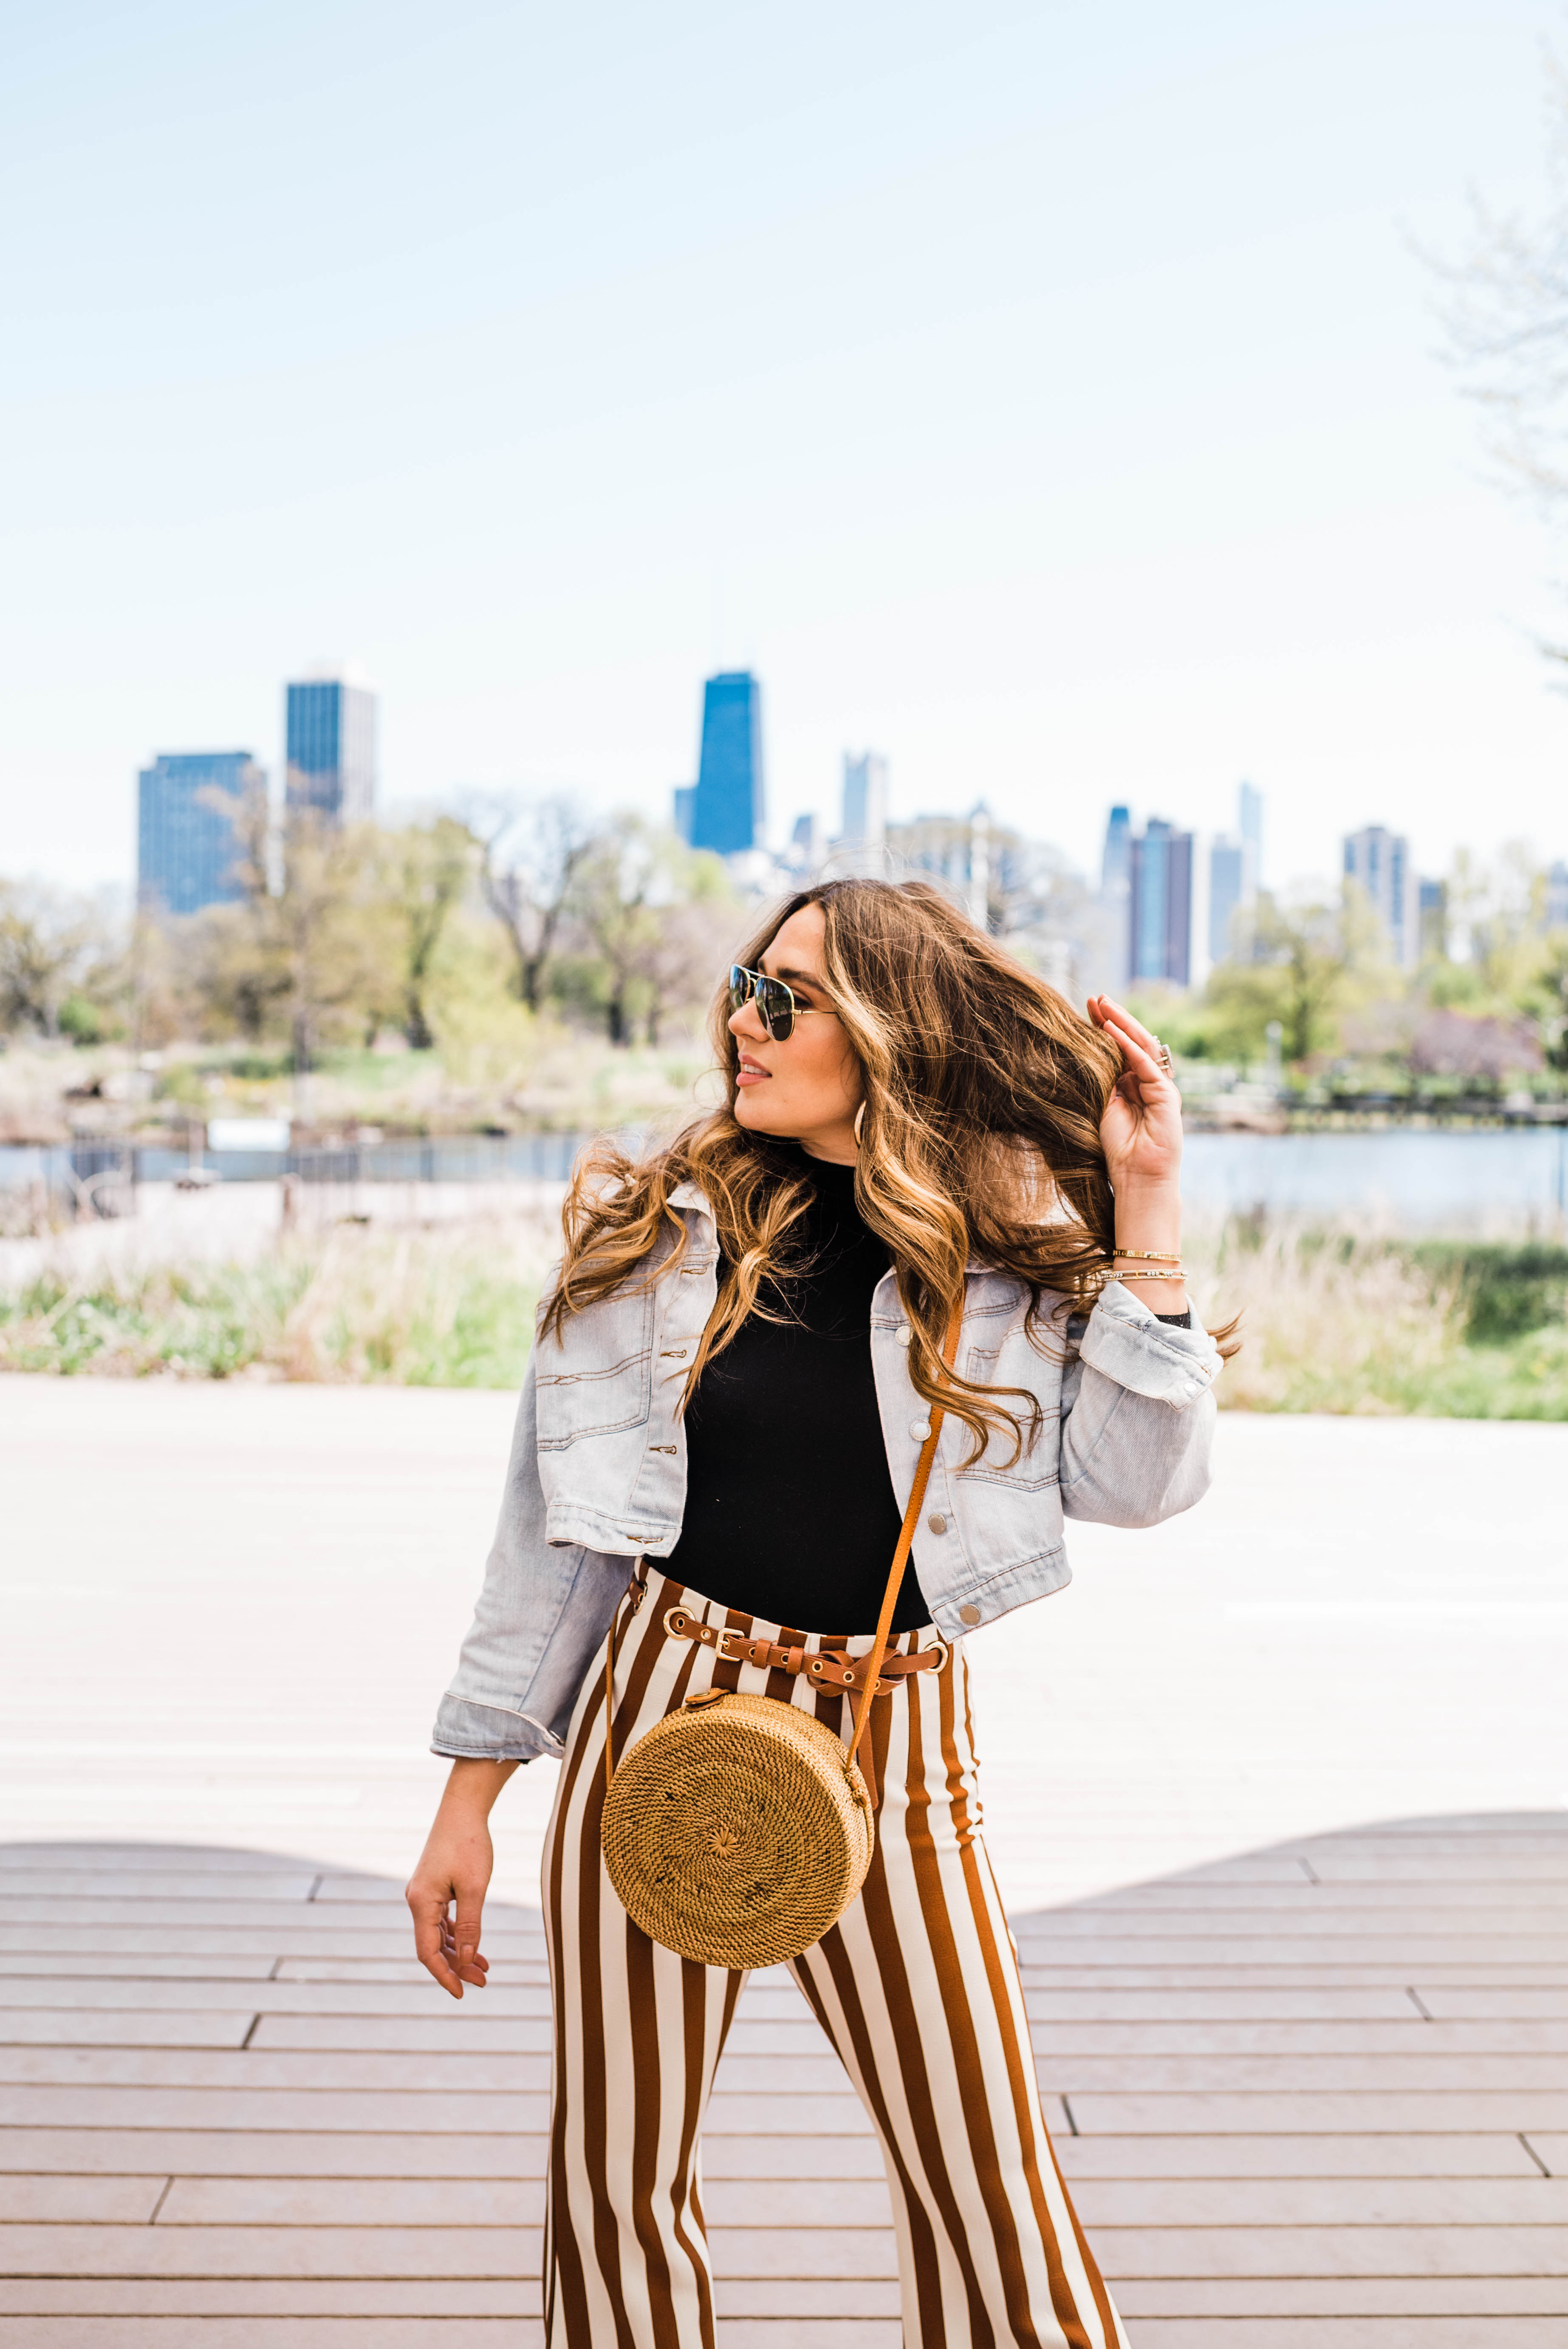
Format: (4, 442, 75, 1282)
(1128, 818, 1196, 987)
(137, 752, 260, 916)
(1344, 825, 1418, 969)
(1207, 781, 1263, 966)
(687, 671, 764, 856)
(841, 752, 888, 848)
(1238, 779, 1263, 896)
(672, 786, 697, 844)
(790, 811, 824, 873)
(1099, 806, 1132, 990)
(1208, 837, 1244, 964)
(285, 671, 377, 824)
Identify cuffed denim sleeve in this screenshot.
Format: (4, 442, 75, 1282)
(1059, 1280, 1220, 1529)
(430, 1351, 631, 1761)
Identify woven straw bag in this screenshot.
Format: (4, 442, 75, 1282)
(600, 1310, 960, 1970)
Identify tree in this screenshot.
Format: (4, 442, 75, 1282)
(568, 819, 737, 1046)
(380, 817, 475, 1050)
(0, 882, 117, 1039)
(474, 794, 598, 1011)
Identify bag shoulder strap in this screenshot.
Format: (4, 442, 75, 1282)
(846, 1298, 964, 1791)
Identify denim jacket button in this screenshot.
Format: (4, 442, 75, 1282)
(910, 1418, 932, 1441)
(959, 1603, 981, 1625)
(927, 1512, 947, 1535)
(895, 1323, 912, 1346)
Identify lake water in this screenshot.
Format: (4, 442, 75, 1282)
(3, 1127, 1566, 1239)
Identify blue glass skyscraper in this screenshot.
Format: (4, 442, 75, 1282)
(285, 674, 378, 823)
(688, 672, 764, 856)
(1128, 818, 1194, 986)
(137, 752, 259, 916)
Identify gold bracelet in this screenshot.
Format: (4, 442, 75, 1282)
(1113, 1249, 1182, 1262)
(1113, 1266, 1186, 1280)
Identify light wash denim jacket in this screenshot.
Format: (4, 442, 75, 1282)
(432, 1179, 1222, 1764)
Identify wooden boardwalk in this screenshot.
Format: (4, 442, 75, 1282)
(0, 1815, 1564, 2343)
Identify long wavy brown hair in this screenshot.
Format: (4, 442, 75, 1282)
(541, 876, 1166, 1464)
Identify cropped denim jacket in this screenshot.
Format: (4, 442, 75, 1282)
(432, 1179, 1222, 1764)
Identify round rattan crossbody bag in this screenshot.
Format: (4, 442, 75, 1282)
(599, 1311, 961, 1970)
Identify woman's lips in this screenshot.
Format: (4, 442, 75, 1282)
(736, 1056, 769, 1087)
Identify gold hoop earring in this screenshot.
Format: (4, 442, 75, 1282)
(853, 1101, 866, 1145)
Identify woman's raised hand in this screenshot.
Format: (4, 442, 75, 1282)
(1085, 994, 1184, 1195)
(406, 1759, 516, 1999)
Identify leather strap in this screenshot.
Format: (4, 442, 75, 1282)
(662, 1606, 946, 1696)
(846, 1302, 963, 1803)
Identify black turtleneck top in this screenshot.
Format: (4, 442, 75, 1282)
(663, 1152, 1193, 1638)
(664, 1154, 925, 1636)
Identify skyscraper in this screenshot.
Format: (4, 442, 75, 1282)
(1128, 818, 1195, 987)
(1099, 806, 1132, 990)
(1238, 779, 1263, 896)
(688, 672, 764, 856)
(1208, 837, 1244, 964)
(1344, 825, 1418, 969)
(841, 752, 888, 848)
(285, 672, 377, 824)
(137, 752, 260, 916)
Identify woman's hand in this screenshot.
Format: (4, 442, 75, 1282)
(406, 1758, 517, 1999)
(1085, 994, 1187, 1313)
(1085, 994, 1184, 1192)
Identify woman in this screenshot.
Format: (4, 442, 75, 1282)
(407, 877, 1224, 2349)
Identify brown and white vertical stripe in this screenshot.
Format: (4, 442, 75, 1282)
(540, 1572, 1129, 2349)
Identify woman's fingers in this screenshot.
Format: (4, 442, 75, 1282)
(1101, 1017, 1165, 1084)
(408, 1872, 489, 2001)
(449, 1883, 489, 1988)
(1096, 995, 1163, 1055)
(407, 1876, 465, 1998)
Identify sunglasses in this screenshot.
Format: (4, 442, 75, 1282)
(727, 963, 829, 1043)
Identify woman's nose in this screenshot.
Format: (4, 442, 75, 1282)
(728, 999, 767, 1043)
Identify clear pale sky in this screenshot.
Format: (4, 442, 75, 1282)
(4, 0, 1566, 898)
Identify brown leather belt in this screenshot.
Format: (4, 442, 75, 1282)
(662, 1605, 946, 1698)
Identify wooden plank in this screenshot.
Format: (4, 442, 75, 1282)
(0, 2131, 543, 2178)
(0, 1982, 553, 2017)
(0, 2049, 545, 2090)
(1415, 1989, 1568, 2019)
(1035, 2021, 1568, 2054)
(1113, 2277, 1568, 2315)
(0, 2223, 538, 2278)
(1093, 2224, 1568, 2276)
(158, 2178, 542, 2227)
(0, 2281, 533, 2312)
(0, 2088, 548, 2130)
(1071, 2177, 1568, 2223)
(1035, 2056, 1568, 2090)
(0, 2015, 254, 2049)
(0, 1873, 320, 1904)
(0, 1957, 278, 1981)
(1118, 2324, 1568, 2346)
(248, 2017, 551, 2053)
(0, 2178, 166, 2223)
(1054, 2133, 1547, 2178)
(1065, 2092, 1568, 2133)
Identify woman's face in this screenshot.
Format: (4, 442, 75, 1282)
(728, 902, 864, 1163)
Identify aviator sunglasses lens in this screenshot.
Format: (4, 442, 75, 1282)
(728, 966, 795, 1040)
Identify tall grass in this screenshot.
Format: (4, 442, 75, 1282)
(4, 1213, 1567, 1417)
(1193, 1224, 1568, 1419)
(0, 1223, 541, 1386)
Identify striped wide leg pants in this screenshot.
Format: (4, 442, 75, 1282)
(540, 1571, 1128, 2349)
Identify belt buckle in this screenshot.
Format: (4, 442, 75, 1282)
(715, 1626, 743, 1662)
